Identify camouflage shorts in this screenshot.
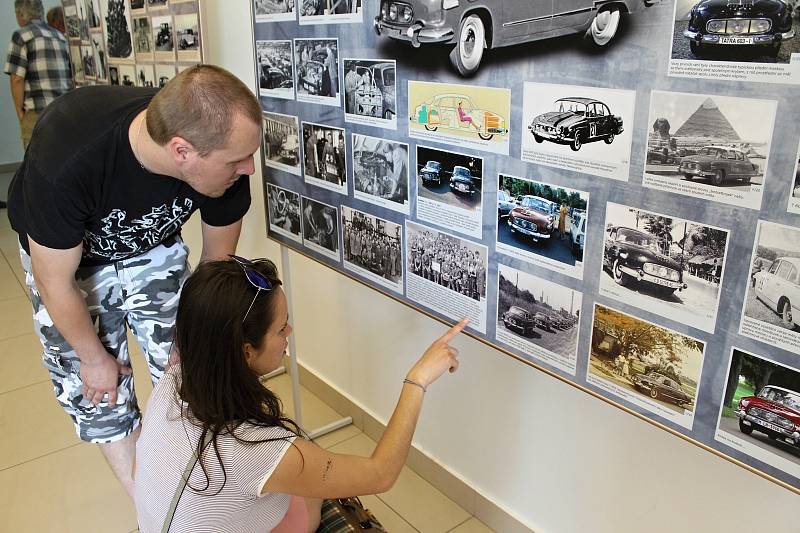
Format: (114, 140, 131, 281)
(20, 236, 190, 444)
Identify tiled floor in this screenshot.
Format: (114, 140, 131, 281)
(0, 205, 494, 533)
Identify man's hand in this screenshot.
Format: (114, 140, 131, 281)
(80, 351, 132, 406)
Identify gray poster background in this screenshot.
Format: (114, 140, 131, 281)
(254, 2, 800, 491)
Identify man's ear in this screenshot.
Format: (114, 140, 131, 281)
(167, 136, 194, 164)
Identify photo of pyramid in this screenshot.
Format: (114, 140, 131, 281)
(673, 98, 739, 142)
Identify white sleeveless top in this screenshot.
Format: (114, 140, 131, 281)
(134, 367, 297, 533)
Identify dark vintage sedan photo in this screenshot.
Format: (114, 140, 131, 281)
(420, 160, 442, 185)
(507, 195, 557, 244)
(529, 97, 624, 151)
(632, 371, 693, 407)
(678, 146, 760, 186)
(449, 165, 478, 196)
(737, 385, 800, 449)
(683, 0, 796, 58)
(603, 226, 687, 297)
(501, 305, 536, 337)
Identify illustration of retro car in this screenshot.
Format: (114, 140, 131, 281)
(507, 195, 557, 243)
(603, 226, 687, 296)
(449, 165, 478, 196)
(737, 385, 800, 448)
(683, 0, 795, 58)
(374, 0, 657, 76)
(632, 372, 692, 407)
(501, 305, 536, 336)
(419, 160, 442, 185)
(678, 146, 760, 186)
(529, 98, 623, 151)
(753, 256, 800, 330)
(411, 94, 507, 141)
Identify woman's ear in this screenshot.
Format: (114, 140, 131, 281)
(243, 343, 256, 367)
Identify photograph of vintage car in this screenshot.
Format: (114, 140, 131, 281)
(672, 0, 799, 63)
(742, 222, 800, 351)
(600, 203, 729, 333)
(374, 0, 659, 76)
(416, 145, 482, 212)
(352, 134, 408, 212)
(496, 264, 580, 374)
(588, 304, 704, 425)
(257, 40, 294, 98)
(263, 112, 301, 175)
(529, 97, 623, 151)
(151, 16, 174, 53)
(645, 91, 775, 209)
(267, 184, 301, 240)
(294, 38, 340, 104)
(409, 81, 511, 155)
(175, 13, 200, 61)
(343, 59, 396, 126)
(496, 175, 588, 278)
(342, 206, 403, 292)
(716, 348, 800, 475)
(302, 122, 347, 194)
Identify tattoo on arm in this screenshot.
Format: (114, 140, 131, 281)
(322, 458, 333, 481)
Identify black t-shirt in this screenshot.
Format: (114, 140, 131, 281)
(8, 86, 251, 267)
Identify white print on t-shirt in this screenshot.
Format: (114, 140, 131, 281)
(85, 198, 194, 260)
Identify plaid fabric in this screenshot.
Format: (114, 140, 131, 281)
(316, 498, 386, 532)
(4, 20, 73, 112)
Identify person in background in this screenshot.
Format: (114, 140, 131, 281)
(4, 0, 73, 150)
(134, 257, 467, 532)
(558, 202, 569, 241)
(46, 6, 66, 34)
(6, 65, 261, 498)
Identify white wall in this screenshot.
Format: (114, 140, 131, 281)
(195, 2, 799, 532)
(0, 0, 62, 166)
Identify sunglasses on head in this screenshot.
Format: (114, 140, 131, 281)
(229, 255, 274, 322)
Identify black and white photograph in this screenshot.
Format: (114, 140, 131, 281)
(174, 12, 200, 62)
(257, 40, 295, 100)
(789, 140, 800, 214)
(299, 0, 362, 25)
(70, 44, 84, 82)
(254, 0, 295, 23)
(92, 35, 107, 81)
(267, 184, 302, 243)
(495, 263, 581, 375)
(352, 134, 408, 214)
(301, 197, 340, 261)
(415, 145, 483, 239)
(600, 203, 730, 333)
(715, 347, 800, 479)
(341, 206, 403, 294)
(118, 64, 136, 86)
(643, 91, 777, 210)
(343, 59, 396, 129)
(587, 304, 706, 430)
(520, 82, 636, 182)
(151, 14, 175, 61)
(263, 112, 301, 176)
(130, 0, 145, 12)
(65, 4, 81, 40)
(496, 175, 588, 280)
(155, 63, 176, 87)
(135, 63, 155, 87)
(669, 0, 800, 84)
(75, 0, 90, 42)
(302, 122, 347, 195)
(109, 64, 119, 85)
(147, 0, 169, 11)
(85, 0, 102, 29)
(81, 45, 96, 79)
(405, 220, 488, 334)
(132, 16, 153, 61)
(100, 0, 134, 60)
(740, 220, 800, 354)
(294, 38, 340, 107)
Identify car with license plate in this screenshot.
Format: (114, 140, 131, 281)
(449, 165, 478, 196)
(497, 189, 516, 218)
(419, 160, 442, 185)
(410, 93, 507, 141)
(501, 305, 536, 336)
(534, 312, 551, 331)
(374, 0, 658, 76)
(678, 146, 760, 186)
(507, 195, 557, 243)
(529, 97, 623, 151)
(753, 256, 800, 330)
(603, 226, 687, 297)
(683, 0, 796, 58)
(737, 385, 800, 448)
(632, 371, 693, 407)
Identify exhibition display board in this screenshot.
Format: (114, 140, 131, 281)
(61, 0, 203, 87)
(253, 0, 800, 493)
